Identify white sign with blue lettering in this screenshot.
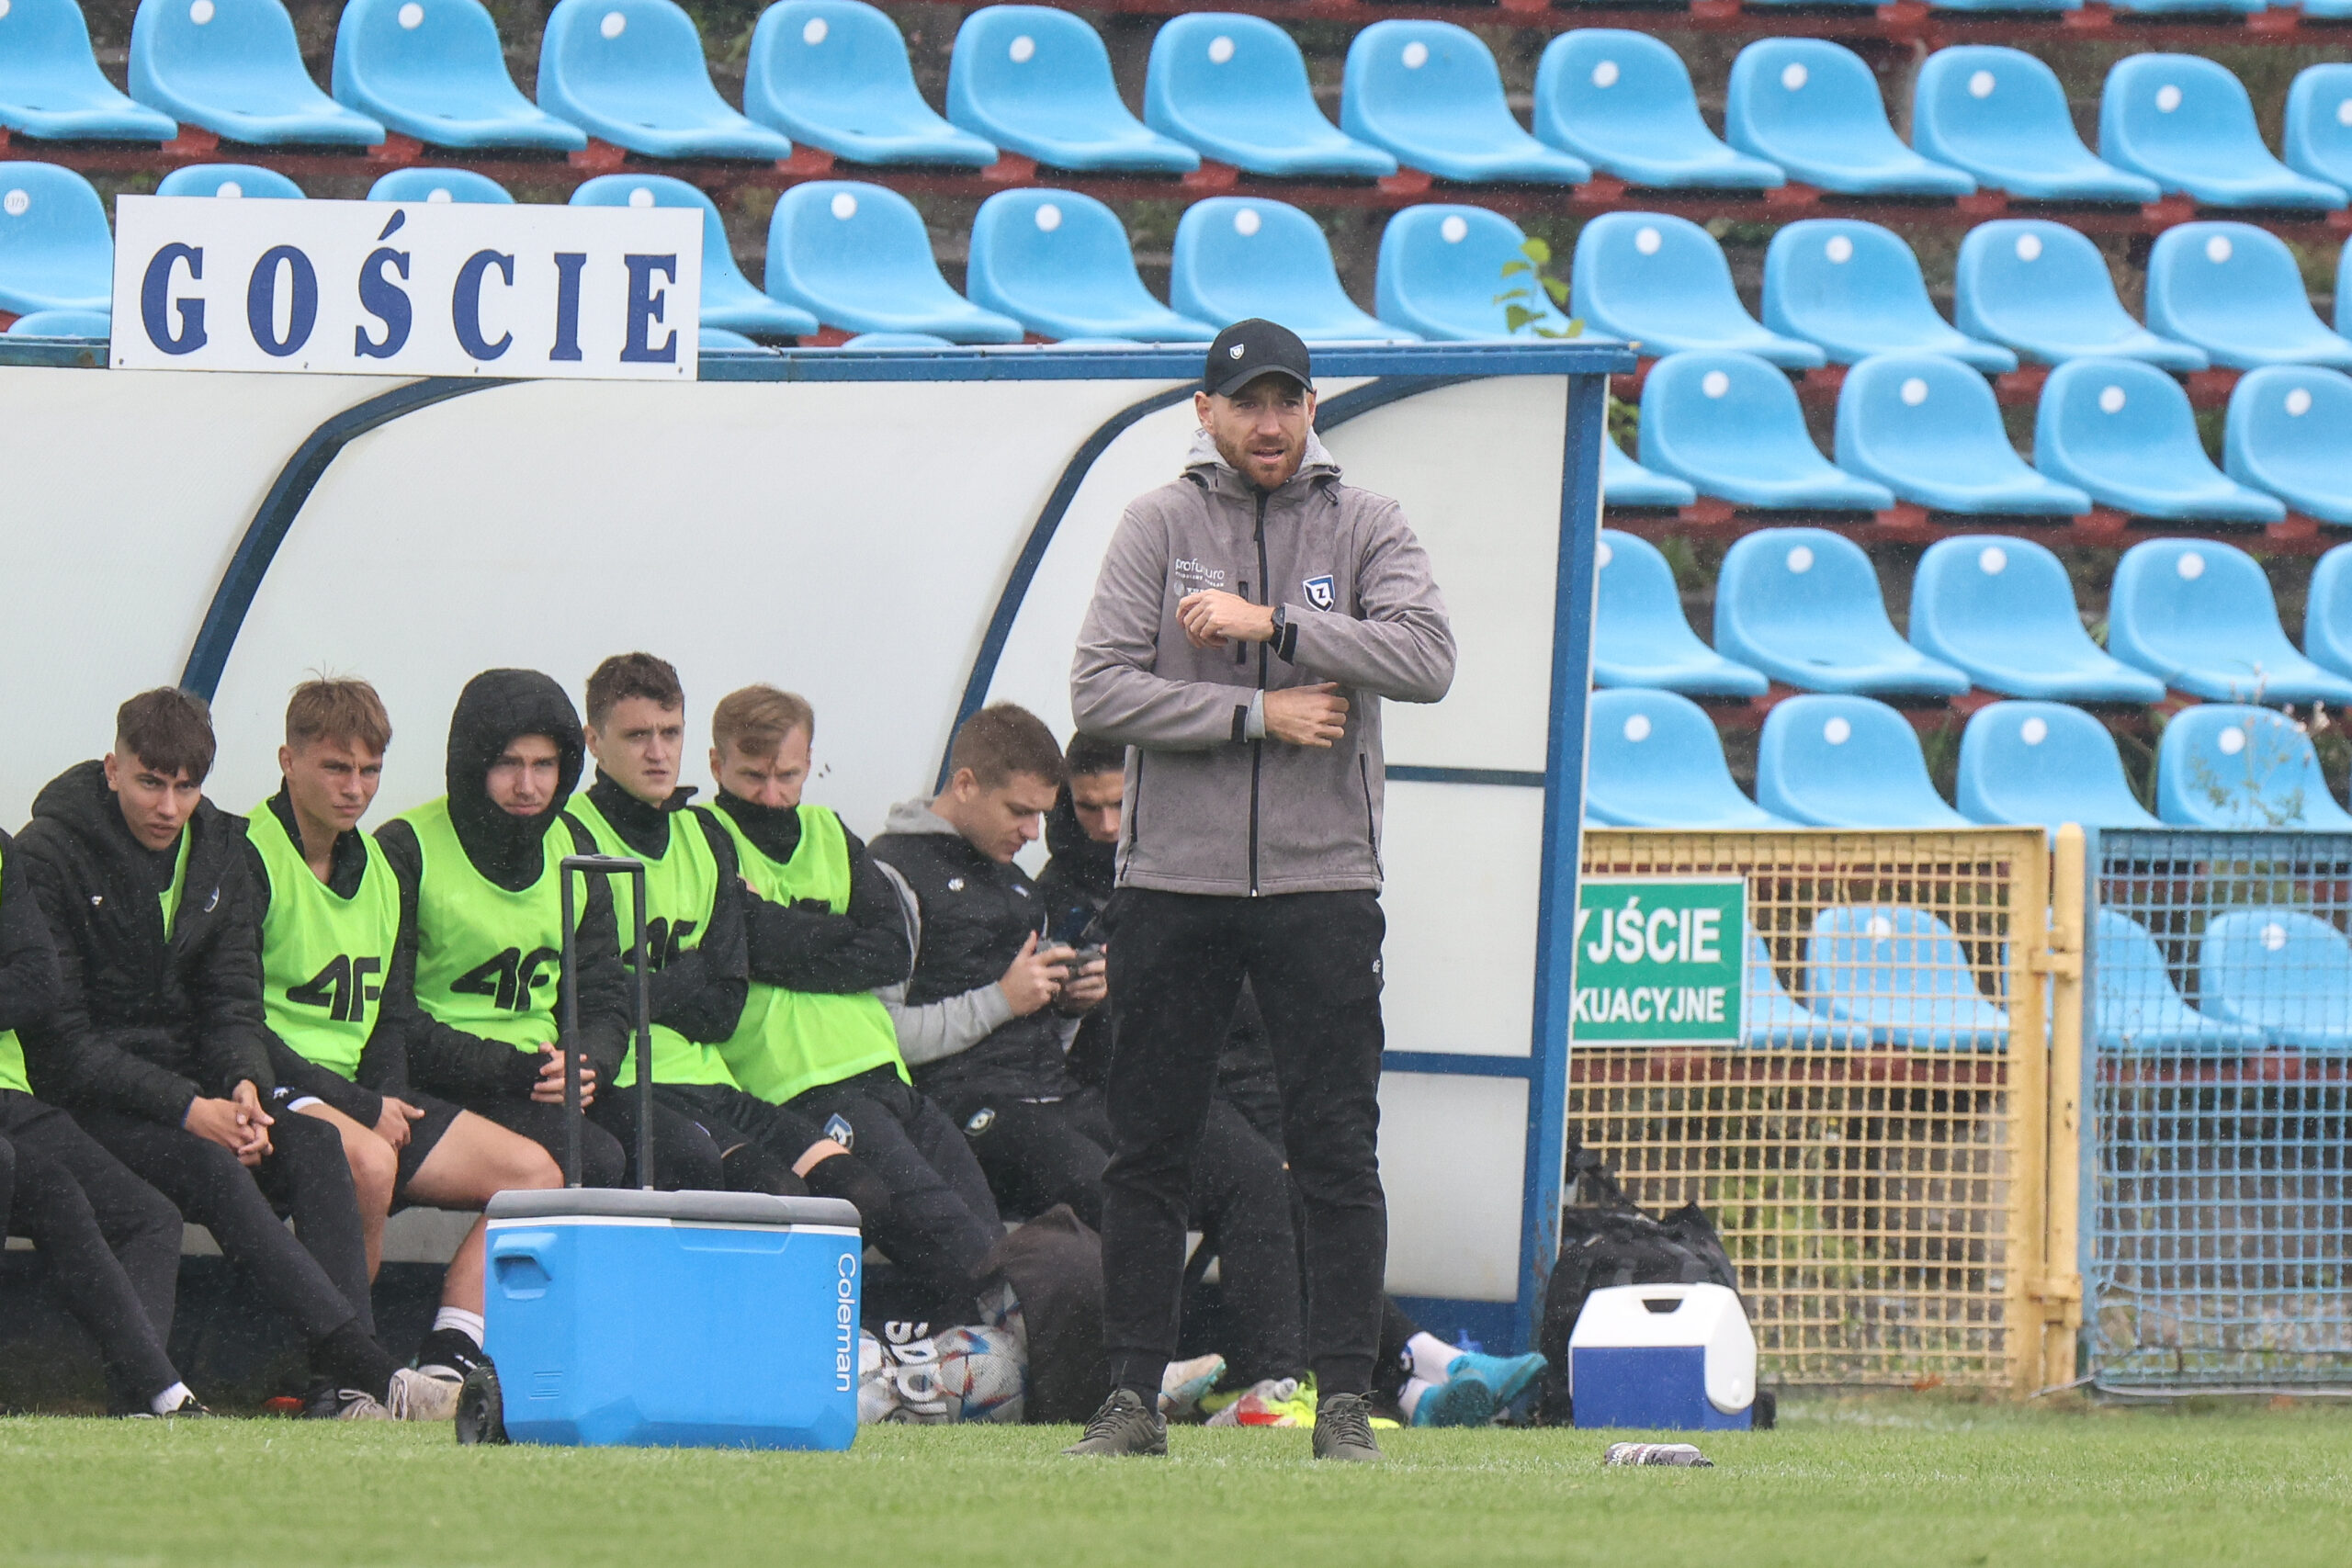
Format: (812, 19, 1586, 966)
(110, 196, 703, 380)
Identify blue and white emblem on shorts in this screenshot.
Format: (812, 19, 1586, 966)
(1303, 574, 1336, 612)
(824, 1113, 855, 1151)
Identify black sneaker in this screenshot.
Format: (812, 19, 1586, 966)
(1312, 1393, 1383, 1462)
(1063, 1389, 1168, 1457)
(414, 1327, 490, 1384)
(122, 1392, 209, 1419)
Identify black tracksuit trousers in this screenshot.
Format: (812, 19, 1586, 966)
(788, 1068, 1001, 1303)
(1100, 889, 1388, 1397)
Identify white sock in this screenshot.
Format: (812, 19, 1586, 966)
(150, 1382, 195, 1415)
(432, 1307, 485, 1348)
(1406, 1332, 1461, 1385)
(1398, 1376, 1435, 1421)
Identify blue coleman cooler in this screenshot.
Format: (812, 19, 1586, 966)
(1568, 1282, 1757, 1431)
(467, 1189, 864, 1450)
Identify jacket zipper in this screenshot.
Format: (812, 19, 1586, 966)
(1249, 490, 1269, 897)
(1359, 753, 1382, 880)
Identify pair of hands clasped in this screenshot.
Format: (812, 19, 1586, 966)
(1176, 590, 1349, 750)
(1000, 931, 1108, 1019)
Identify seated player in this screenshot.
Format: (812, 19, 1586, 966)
(244, 676, 564, 1386)
(375, 670, 724, 1192)
(17, 688, 449, 1420)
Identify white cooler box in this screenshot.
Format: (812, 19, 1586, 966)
(1567, 1282, 1756, 1431)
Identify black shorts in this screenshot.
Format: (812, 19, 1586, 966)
(391, 1089, 465, 1202)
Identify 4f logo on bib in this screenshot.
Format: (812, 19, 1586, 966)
(1303, 575, 1336, 612)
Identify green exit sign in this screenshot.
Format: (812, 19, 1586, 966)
(1570, 876, 1747, 1047)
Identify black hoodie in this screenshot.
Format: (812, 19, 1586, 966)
(375, 671, 630, 1102)
(15, 761, 269, 1124)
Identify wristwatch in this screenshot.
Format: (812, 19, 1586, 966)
(1269, 604, 1296, 660)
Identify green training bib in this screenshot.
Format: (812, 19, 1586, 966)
(397, 795, 581, 1052)
(249, 801, 401, 1083)
(0, 843, 24, 1097)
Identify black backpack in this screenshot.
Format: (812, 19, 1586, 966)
(1534, 1139, 1770, 1427)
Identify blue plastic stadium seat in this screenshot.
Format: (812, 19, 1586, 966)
(1744, 940, 1860, 1051)
(1835, 355, 2087, 517)
(1570, 213, 1823, 367)
(766, 181, 1020, 343)
(1758, 696, 1973, 827)
(2035, 359, 2285, 525)
(745, 1, 996, 168)
(6, 307, 109, 335)
(947, 6, 1196, 175)
(333, 0, 585, 152)
(130, 0, 385, 146)
(2159, 707, 2352, 828)
(1531, 31, 1781, 191)
(2109, 539, 2352, 706)
(1716, 530, 1966, 696)
(2143, 223, 2352, 373)
(1909, 536, 2164, 703)
(1584, 688, 1789, 829)
(2199, 909, 2352, 1053)
(0, 164, 112, 316)
(967, 189, 1216, 343)
(1602, 433, 1697, 511)
(2225, 367, 2352, 526)
(1724, 40, 1973, 198)
(1592, 529, 1767, 696)
(537, 0, 791, 160)
(1170, 197, 1414, 344)
(2100, 55, 2346, 211)
(1145, 14, 1393, 179)
(842, 332, 953, 347)
(1763, 221, 2014, 372)
(574, 175, 816, 342)
(154, 163, 305, 197)
(0, 0, 179, 141)
(2306, 544, 2352, 681)
(1806, 906, 2008, 1052)
(366, 167, 513, 203)
(698, 327, 758, 349)
(1956, 702, 2162, 832)
(1953, 221, 2207, 372)
(1340, 20, 1589, 186)
(1911, 48, 2157, 204)
(1374, 205, 1572, 341)
(2285, 65, 2352, 194)
(2095, 908, 2266, 1056)
(1639, 355, 1893, 513)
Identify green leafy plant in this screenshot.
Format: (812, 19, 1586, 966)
(1498, 238, 1585, 339)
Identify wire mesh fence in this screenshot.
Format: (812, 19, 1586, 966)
(1572, 829, 2058, 1393)
(2088, 829, 2352, 1393)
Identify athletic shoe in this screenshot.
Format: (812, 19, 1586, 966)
(1062, 1389, 1167, 1457)
(414, 1327, 491, 1385)
(1410, 1372, 1498, 1427)
(1159, 1353, 1226, 1418)
(1311, 1393, 1382, 1462)
(124, 1393, 209, 1419)
(310, 1387, 392, 1421)
(385, 1367, 462, 1423)
(1444, 1350, 1548, 1416)
(1202, 1377, 1315, 1427)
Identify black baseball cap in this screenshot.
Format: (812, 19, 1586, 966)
(1203, 319, 1313, 398)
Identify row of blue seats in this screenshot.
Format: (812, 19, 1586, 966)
(1736, 908, 2007, 1053)
(1601, 530, 2352, 707)
(2098, 908, 2352, 1057)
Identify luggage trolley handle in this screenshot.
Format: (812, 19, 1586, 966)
(558, 853, 654, 1190)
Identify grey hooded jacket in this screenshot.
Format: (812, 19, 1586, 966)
(1069, 429, 1454, 897)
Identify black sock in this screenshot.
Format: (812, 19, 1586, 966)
(315, 1320, 397, 1399)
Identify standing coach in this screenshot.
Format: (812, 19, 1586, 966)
(1064, 320, 1455, 1461)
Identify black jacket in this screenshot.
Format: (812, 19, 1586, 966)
(16, 761, 270, 1125)
(574, 773, 750, 1046)
(0, 828, 62, 1041)
(709, 792, 911, 995)
(374, 671, 631, 1103)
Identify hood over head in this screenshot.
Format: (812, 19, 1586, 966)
(445, 669, 584, 888)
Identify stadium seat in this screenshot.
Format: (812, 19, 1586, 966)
(2199, 908, 2352, 1053)
(332, 0, 586, 152)
(1834, 355, 2087, 516)
(698, 326, 758, 349)
(2034, 359, 2286, 525)
(0, 0, 179, 141)
(1724, 40, 1973, 198)
(1805, 906, 2008, 1052)
(2158, 706, 2352, 828)
(1602, 433, 1697, 511)
(1570, 214, 1824, 367)
(129, 0, 386, 146)
(1374, 206, 1573, 341)
(2225, 367, 2352, 526)
(1762, 221, 2015, 372)
(764, 181, 1021, 342)
(1638, 355, 1893, 513)
(842, 331, 953, 347)
(966, 189, 1216, 343)
(1583, 687, 1790, 828)
(1340, 20, 1590, 186)
(2143, 223, 2352, 373)
(1910, 48, 2158, 204)
(946, 6, 1198, 175)
(1169, 197, 1414, 343)
(1953, 221, 2207, 372)
(2099, 55, 2346, 211)
(744, 0, 997, 168)
(1955, 701, 2162, 831)
(1592, 530, 1768, 697)
(1907, 536, 2164, 703)
(2304, 544, 2352, 681)
(1530, 30, 1782, 191)
(2094, 908, 2266, 1057)
(6, 307, 109, 336)
(573, 175, 817, 342)
(2284, 65, 2352, 194)
(1744, 940, 1859, 1051)
(2109, 538, 2352, 706)
(0, 164, 113, 318)
(1715, 530, 1967, 695)
(1144, 14, 1395, 179)
(366, 167, 513, 202)
(536, 0, 793, 161)
(154, 163, 305, 197)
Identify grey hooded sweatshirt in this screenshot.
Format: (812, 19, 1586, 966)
(1069, 428, 1454, 897)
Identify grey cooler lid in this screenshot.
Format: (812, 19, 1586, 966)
(485, 1188, 860, 1229)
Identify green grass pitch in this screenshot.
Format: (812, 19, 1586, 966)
(6, 1393, 2350, 1567)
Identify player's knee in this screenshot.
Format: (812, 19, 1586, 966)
(505, 1139, 563, 1191)
(353, 1134, 398, 1209)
